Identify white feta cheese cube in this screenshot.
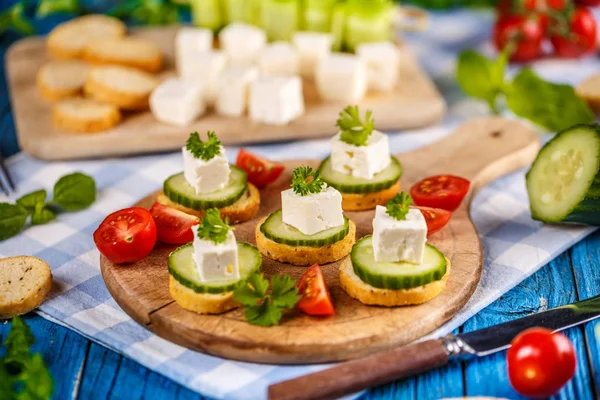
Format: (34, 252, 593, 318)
(330, 130, 391, 179)
(182, 146, 231, 194)
(177, 50, 228, 105)
(315, 53, 367, 102)
(192, 228, 240, 282)
(292, 32, 333, 78)
(176, 27, 213, 66)
(356, 41, 400, 93)
(219, 23, 266, 65)
(215, 66, 258, 117)
(372, 206, 427, 264)
(281, 186, 344, 235)
(257, 41, 299, 76)
(249, 76, 304, 125)
(150, 78, 205, 127)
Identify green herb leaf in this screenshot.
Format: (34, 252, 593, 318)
(51, 172, 96, 211)
(291, 166, 324, 196)
(186, 131, 222, 161)
(337, 106, 375, 146)
(31, 203, 56, 226)
(0, 3, 35, 36)
(15, 353, 53, 400)
(233, 273, 269, 306)
(0, 362, 15, 399)
(16, 190, 47, 214)
(196, 208, 231, 244)
(244, 301, 283, 327)
(506, 68, 595, 132)
(456, 50, 506, 114)
(270, 274, 301, 309)
(3, 317, 34, 374)
(36, 0, 79, 18)
(386, 192, 413, 221)
(0, 203, 28, 241)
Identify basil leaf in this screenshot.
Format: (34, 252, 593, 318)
(506, 68, 595, 132)
(51, 172, 96, 211)
(0, 203, 28, 241)
(36, 0, 79, 18)
(31, 203, 56, 226)
(16, 190, 47, 214)
(456, 50, 506, 114)
(16, 353, 54, 400)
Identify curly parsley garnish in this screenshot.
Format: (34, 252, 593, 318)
(196, 208, 231, 244)
(291, 166, 324, 196)
(186, 131, 222, 161)
(337, 105, 375, 147)
(386, 192, 413, 221)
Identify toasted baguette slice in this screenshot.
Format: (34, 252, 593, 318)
(156, 183, 260, 224)
(84, 65, 159, 110)
(339, 257, 450, 306)
(37, 60, 90, 101)
(169, 276, 239, 314)
(577, 73, 600, 114)
(53, 97, 121, 133)
(255, 217, 356, 266)
(83, 37, 164, 73)
(341, 181, 400, 211)
(0, 256, 53, 319)
(47, 15, 126, 59)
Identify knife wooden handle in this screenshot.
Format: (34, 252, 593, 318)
(268, 339, 449, 400)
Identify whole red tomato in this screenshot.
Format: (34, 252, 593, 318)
(507, 328, 577, 398)
(493, 15, 545, 62)
(550, 7, 598, 57)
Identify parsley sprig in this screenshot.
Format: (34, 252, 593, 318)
(337, 106, 375, 146)
(186, 131, 222, 161)
(196, 208, 231, 244)
(233, 273, 301, 327)
(291, 166, 324, 196)
(386, 192, 413, 221)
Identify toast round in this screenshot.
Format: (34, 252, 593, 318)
(339, 257, 450, 306)
(83, 37, 163, 73)
(37, 60, 89, 101)
(577, 73, 600, 114)
(340, 181, 400, 211)
(52, 97, 121, 133)
(47, 15, 126, 59)
(0, 256, 53, 319)
(255, 217, 356, 266)
(169, 276, 239, 314)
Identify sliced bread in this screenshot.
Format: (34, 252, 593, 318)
(577, 73, 600, 114)
(83, 37, 164, 73)
(37, 60, 90, 101)
(53, 97, 121, 133)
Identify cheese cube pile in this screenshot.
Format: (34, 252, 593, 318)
(372, 206, 427, 264)
(316, 53, 367, 102)
(250, 76, 304, 125)
(175, 27, 213, 62)
(219, 23, 267, 66)
(150, 78, 205, 127)
(357, 42, 400, 93)
(192, 228, 240, 282)
(330, 130, 391, 179)
(257, 42, 299, 76)
(281, 186, 344, 235)
(215, 66, 258, 117)
(292, 32, 333, 78)
(182, 145, 230, 194)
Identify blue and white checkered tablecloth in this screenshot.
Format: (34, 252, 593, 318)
(2, 10, 599, 400)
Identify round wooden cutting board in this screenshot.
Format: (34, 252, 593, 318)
(100, 117, 540, 364)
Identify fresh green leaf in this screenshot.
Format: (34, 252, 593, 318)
(386, 192, 413, 221)
(0, 362, 16, 399)
(291, 166, 324, 196)
(196, 208, 231, 244)
(506, 68, 595, 132)
(36, 0, 79, 18)
(16, 190, 47, 214)
(456, 50, 506, 114)
(31, 203, 56, 226)
(51, 172, 96, 211)
(186, 131, 222, 161)
(233, 273, 269, 306)
(244, 300, 283, 327)
(0, 3, 35, 36)
(15, 354, 53, 400)
(3, 317, 34, 374)
(270, 274, 300, 309)
(337, 106, 375, 146)
(0, 204, 28, 241)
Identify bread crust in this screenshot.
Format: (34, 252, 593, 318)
(82, 38, 163, 73)
(37, 60, 89, 101)
(84, 66, 158, 110)
(52, 98, 121, 133)
(340, 181, 400, 211)
(577, 74, 600, 114)
(169, 276, 239, 314)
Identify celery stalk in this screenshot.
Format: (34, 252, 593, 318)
(224, 0, 260, 24)
(343, 0, 394, 52)
(303, 0, 337, 32)
(260, 0, 300, 41)
(190, 0, 224, 31)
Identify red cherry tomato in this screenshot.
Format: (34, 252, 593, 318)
(297, 264, 335, 316)
(550, 7, 598, 58)
(150, 202, 200, 245)
(507, 328, 577, 398)
(410, 175, 470, 212)
(94, 207, 157, 264)
(493, 14, 545, 62)
(235, 149, 285, 188)
(413, 206, 452, 236)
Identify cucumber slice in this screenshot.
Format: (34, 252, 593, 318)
(260, 209, 349, 247)
(350, 235, 447, 290)
(318, 156, 402, 194)
(526, 124, 600, 225)
(168, 242, 262, 294)
(164, 165, 247, 210)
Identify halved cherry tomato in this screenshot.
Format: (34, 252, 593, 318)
(507, 328, 576, 398)
(94, 207, 157, 264)
(550, 7, 598, 58)
(413, 206, 452, 236)
(410, 175, 470, 212)
(493, 14, 545, 62)
(297, 264, 335, 316)
(236, 149, 285, 188)
(150, 202, 200, 244)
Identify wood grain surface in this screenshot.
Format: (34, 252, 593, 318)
(5, 26, 446, 161)
(99, 117, 540, 364)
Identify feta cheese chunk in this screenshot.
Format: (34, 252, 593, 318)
(215, 66, 258, 117)
(150, 78, 205, 127)
(257, 41, 299, 76)
(292, 32, 333, 77)
(192, 228, 240, 282)
(331, 130, 391, 179)
(219, 23, 266, 65)
(316, 53, 367, 102)
(281, 186, 344, 235)
(249, 76, 304, 125)
(182, 145, 230, 194)
(356, 41, 400, 93)
(177, 50, 228, 105)
(175, 27, 213, 66)
(372, 206, 427, 264)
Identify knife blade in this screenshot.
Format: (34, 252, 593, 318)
(268, 294, 600, 400)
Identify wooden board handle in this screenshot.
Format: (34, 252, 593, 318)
(268, 339, 449, 400)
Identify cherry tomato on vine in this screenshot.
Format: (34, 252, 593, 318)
(497, 0, 538, 15)
(493, 14, 545, 62)
(550, 7, 598, 58)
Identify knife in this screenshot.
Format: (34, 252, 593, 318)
(268, 294, 600, 400)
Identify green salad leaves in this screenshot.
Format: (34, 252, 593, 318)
(291, 166, 324, 196)
(337, 105, 375, 146)
(196, 208, 231, 244)
(186, 131, 222, 161)
(386, 192, 413, 221)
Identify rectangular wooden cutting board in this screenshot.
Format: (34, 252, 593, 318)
(5, 26, 446, 161)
